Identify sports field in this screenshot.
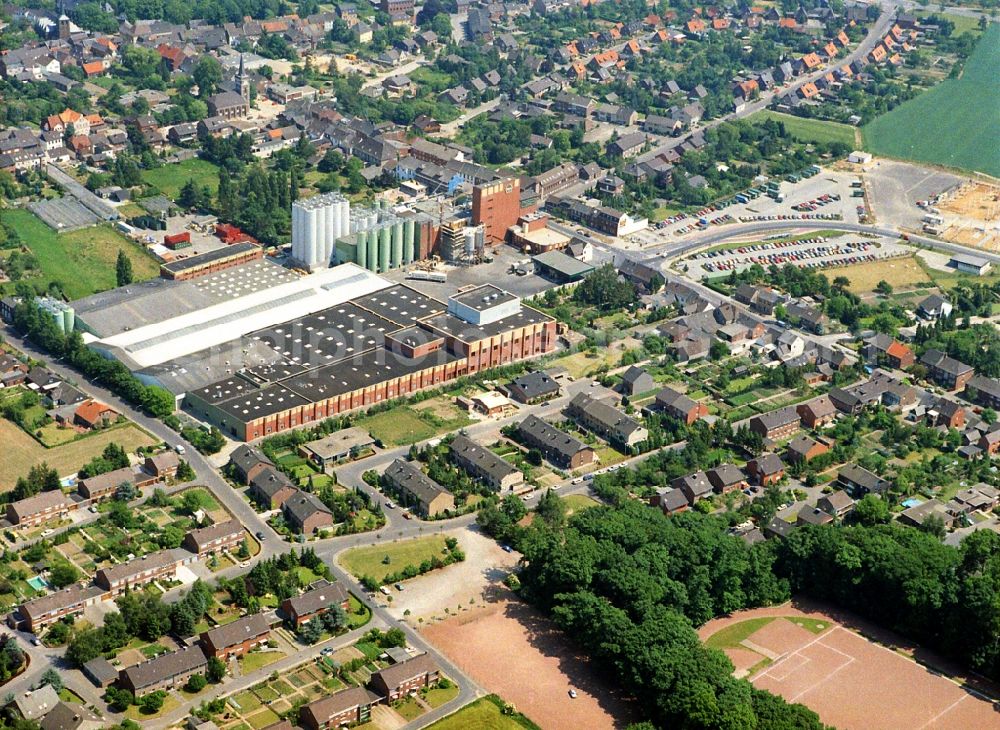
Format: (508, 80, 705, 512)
(0, 209, 159, 300)
(701, 605, 1000, 729)
(141, 158, 221, 201)
(751, 111, 857, 147)
(863, 25, 1000, 177)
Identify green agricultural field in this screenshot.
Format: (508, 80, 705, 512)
(750, 111, 857, 147)
(339, 535, 450, 584)
(863, 25, 1000, 177)
(141, 158, 221, 201)
(0, 209, 159, 300)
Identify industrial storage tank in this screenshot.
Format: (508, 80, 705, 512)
(356, 232, 367, 269)
(391, 221, 404, 268)
(403, 219, 415, 264)
(378, 225, 391, 272)
(366, 230, 378, 272)
(63, 306, 74, 334)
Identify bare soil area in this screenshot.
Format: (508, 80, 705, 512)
(422, 595, 637, 730)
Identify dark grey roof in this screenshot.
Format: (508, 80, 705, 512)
(120, 645, 208, 690)
(250, 466, 295, 497)
(282, 491, 332, 525)
(507, 370, 560, 401)
(384, 459, 451, 507)
(450, 435, 520, 483)
(517, 415, 589, 462)
(284, 579, 348, 618)
(230, 444, 274, 475)
(202, 613, 270, 650)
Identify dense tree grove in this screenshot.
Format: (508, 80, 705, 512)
(13, 299, 175, 418)
(502, 499, 828, 729)
(573, 264, 639, 312)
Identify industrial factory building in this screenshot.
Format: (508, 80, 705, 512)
(184, 282, 556, 441)
(291, 193, 438, 273)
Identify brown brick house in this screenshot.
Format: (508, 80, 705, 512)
(747, 453, 785, 485)
(369, 654, 440, 701)
(182, 519, 244, 557)
(796, 396, 837, 429)
(749, 407, 799, 441)
(300, 687, 380, 730)
(200, 614, 271, 660)
(281, 580, 349, 627)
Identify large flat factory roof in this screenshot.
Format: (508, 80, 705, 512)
(73, 259, 298, 338)
(91, 264, 391, 369)
(450, 284, 519, 312)
(206, 382, 311, 421)
(282, 346, 462, 402)
(421, 305, 553, 342)
(247, 301, 401, 369)
(351, 284, 446, 326)
(160, 241, 260, 274)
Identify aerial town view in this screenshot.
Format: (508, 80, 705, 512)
(0, 0, 997, 726)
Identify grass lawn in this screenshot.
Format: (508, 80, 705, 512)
(0, 209, 159, 300)
(231, 690, 262, 713)
(427, 697, 538, 730)
(705, 616, 831, 652)
(340, 535, 450, 583)
(394, 697, 425, 721)
(124, 693, 180, 720)
(423, 683, 461, 708)
(863, 25, 1000, 176)
(355, 405, 470, 447)
(750, 110, 857, 147)
(141, 158, 222, 200)
(562, 494, 600, 515)
(176, 487, 221, 512)
(253, 685, 280, 702)
(244, 708, 281, 729)
(652, 205, 684, 222)
(348, 594, 372, 628)
(0, 420, 157, 491)
(240, 650, 286, 673)
(820, 256, 932, 294)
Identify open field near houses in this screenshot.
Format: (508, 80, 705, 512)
(0, 209, 160, 300)
(339, 535, 451, 584)
(863, 25, 1000, 177)
(140, 158, 222, 200)
(0, 420, 157, 490)
(820, 256, 933, 294)
(750, 111, 858, 147)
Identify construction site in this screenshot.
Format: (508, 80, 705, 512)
(936, 181, 1000, 252)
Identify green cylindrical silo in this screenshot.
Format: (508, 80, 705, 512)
(403, 219, 415, 264)
(378, 225, 390, 272)
(391, 221, 403, 268)
(63, 306, 74, 334)
(355, 234, 367, 269)
(366, 230, 378, 272)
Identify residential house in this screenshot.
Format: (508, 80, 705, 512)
(764, 516, 796, 540)
(607, 132, 647, 158)
(77, 467, 143, 502)
(282, 492, 335, 534)
(299, 428, 375, 468)
(865, 333, 914, 369)
(200, 614, 270, 660)
(797, 396, 837, 429)
(516, 415, 595, 469)
(838, 463, 890, 497)
(968, 375, 1000, 410)
(917, 294, 952, 320)
(747, 453, 785, 485)
(620, 366, 654, 396)
(182, 519, 244, 557)
(70, 399, 117, 429)
(785, 435, 829, 463)
(118, 645, 209, 697)
(229, 444, 275, 485)
(383, 459, 455, 517)
(920, 349, 974, 391)
(6, 490, 71, 528)
(817, 490, 855, 518)
(450, 435, 524, 493)
(281, 579, 349, 627)
(654, 387, 708, 424)
(707, 464, 747, 494)
(38, 702, 103, 730)
(567, 393, 648, 449)
(10, 584, 104, 634)
(144, 452, 180, 480)
(796, 505, 834, 527)
(95, 549, 188, 596)
(8, 685, 60, 721)
(650, 487, 689, 515)
(506, 371, 560, 404)
(299, 687, 380, 730)
(899, 499, 954, 530)
(933, 398, 965, 429)
(369, 654, 440, 701)
(673, 471, 713, 504)
(250, 468, 297, 509)
(749, 407, 799, 441)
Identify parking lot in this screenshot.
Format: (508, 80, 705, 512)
(682, 234, 911, 280)
(628, 168, 864, 249)
(865, 159, 963, 231)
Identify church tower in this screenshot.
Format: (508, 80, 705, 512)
(237, 53, 249, 101)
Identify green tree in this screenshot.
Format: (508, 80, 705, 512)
(852, 494, 890, 526)
(39, 667, 63, 692)
(193, 56, 223, 97)
(206, 656, 226, 683)
(106, 686, 134, 711)
(185, 673, 207, 693)
(139, 690, 166, 714)
(116, 250, 133, 286)
(48, 560, 80, 589)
